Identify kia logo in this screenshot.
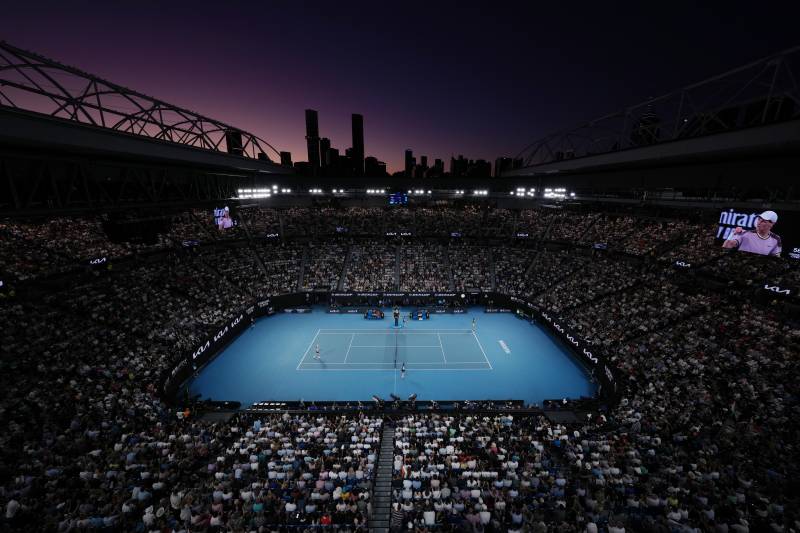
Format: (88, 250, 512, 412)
(764, 284, 791, 295)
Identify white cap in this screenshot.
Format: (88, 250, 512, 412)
(758, 210, 777, 223)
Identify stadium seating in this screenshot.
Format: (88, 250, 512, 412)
(1, 205, 798, 532)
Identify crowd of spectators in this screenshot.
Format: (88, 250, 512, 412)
(493, 246, 539, 296)
(303, 243, 349, 291)
(239, 207, 280, 236)
(2, 205, 799, 531)
(515, 209, 558, 239)
(448, 243, 493, 292)
(614, 218, 694, 256)
(250, 242, 302, 296)
(534, 255, 642, 314)
(548, 212, 601, 242)
(344, 241, 397, 292)
(399, 243, 451, 292)
(392, 413, 577, 531)
(661, 223, 724, 266)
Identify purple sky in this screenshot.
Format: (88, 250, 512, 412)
(3, 1, 798, 173)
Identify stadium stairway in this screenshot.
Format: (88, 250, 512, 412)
(297, 245, 308, 289)
(576, 214, 600, 243)
(368, 424, 395, 532)
(338, 244, 353, 291)
(489, 247, 497, 291)
(443, 245, 455, 290)
(249, 245, 271, 282)
(541, 213, 557, 240)
(394, 245, 401, 290)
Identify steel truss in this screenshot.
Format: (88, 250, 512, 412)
(515, 46, 800, 168)
(0, 41, 282, 162)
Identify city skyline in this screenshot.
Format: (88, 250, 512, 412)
(2, 1, 797, 173)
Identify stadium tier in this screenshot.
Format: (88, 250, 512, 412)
(1, 204, 799, 532)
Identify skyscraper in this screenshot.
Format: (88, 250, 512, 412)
(320, 138, 331, 168)
(404, 149, 413, 178)
(494, 157, 512, 177)
(280, 151, 293, 167)
(365, 156, 384, 176)
(351, 114, 364, 177)
(305, 109, 321, 176)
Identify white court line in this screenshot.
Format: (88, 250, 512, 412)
(472, 331, 493, 370)
(298, 361, 486, 366)
(343, 333, 355, 364)
(300, 362, 394, 365)
(351, 345, 441, 348)
(401, 362, 486, 365)
(296, 329, 321, 370)
(319, 328, 472, 331)
(315, 331, 470, 335)
(298, 367, 492, 372)
(437, 332, 447, 364)
(313, 332, 449, 335)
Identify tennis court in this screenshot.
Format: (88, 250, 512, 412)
(187, 307, 595, 406)
(297, 329, 491, 370)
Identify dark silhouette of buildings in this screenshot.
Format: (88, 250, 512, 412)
(365, 156, 386, 176)
(280, 151, 293, 167)
(351, 114, 364, 177)
(448, 155, 491, 178)
(494, 157, 524, 176)
(305, 109, 321, 176)
(294, 110, 386, 177)
(432, 158, 445, 177)
(320, 138, 331, 168)
(450, 155, 467, 177)
(404, 149, 414, 178)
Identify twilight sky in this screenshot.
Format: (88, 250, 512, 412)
(2, 1, 798, 173)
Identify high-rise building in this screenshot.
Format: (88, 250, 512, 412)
(327, 147, 340, 166)
(468, 159, 491, 177)
(432, 158, 445, 177)
(420, 155, 428, 170)
(320, 138, 331, 167)
(351, 114, 364, 177)
(404, 149, 413, 177)
(450, 155, 467, 177)
(365, 156, 386, 177)
(280, 151, 293, 167)
(305, 109, 321, 176)
(494, 157, 512, 177)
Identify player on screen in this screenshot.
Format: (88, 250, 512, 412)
(314, 343, 321, 360)
(472, 317, 477, 332)
(400, 362, 406, 379)
(217, 206, 234, 230)
(722, 210, 781, 256)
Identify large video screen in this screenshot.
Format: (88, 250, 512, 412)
(214, 206, 235, 230)
(717, 208, 799, 258)
(389, 193, 408, 205)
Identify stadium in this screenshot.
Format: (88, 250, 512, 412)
(2, 6, 800, 533)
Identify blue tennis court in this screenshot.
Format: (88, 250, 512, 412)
(297, 329, 491, 370)
(187, 307, 596, 406)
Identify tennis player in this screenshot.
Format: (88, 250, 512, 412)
(400, 362, 406, 379)
(314, 343, 321, 360)
(472, 317, 477, 332)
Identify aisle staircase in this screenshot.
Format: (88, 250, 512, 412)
(296, 245, 309, 289)
(337, 244, 354, 291)
(369, 424, 395, 532)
